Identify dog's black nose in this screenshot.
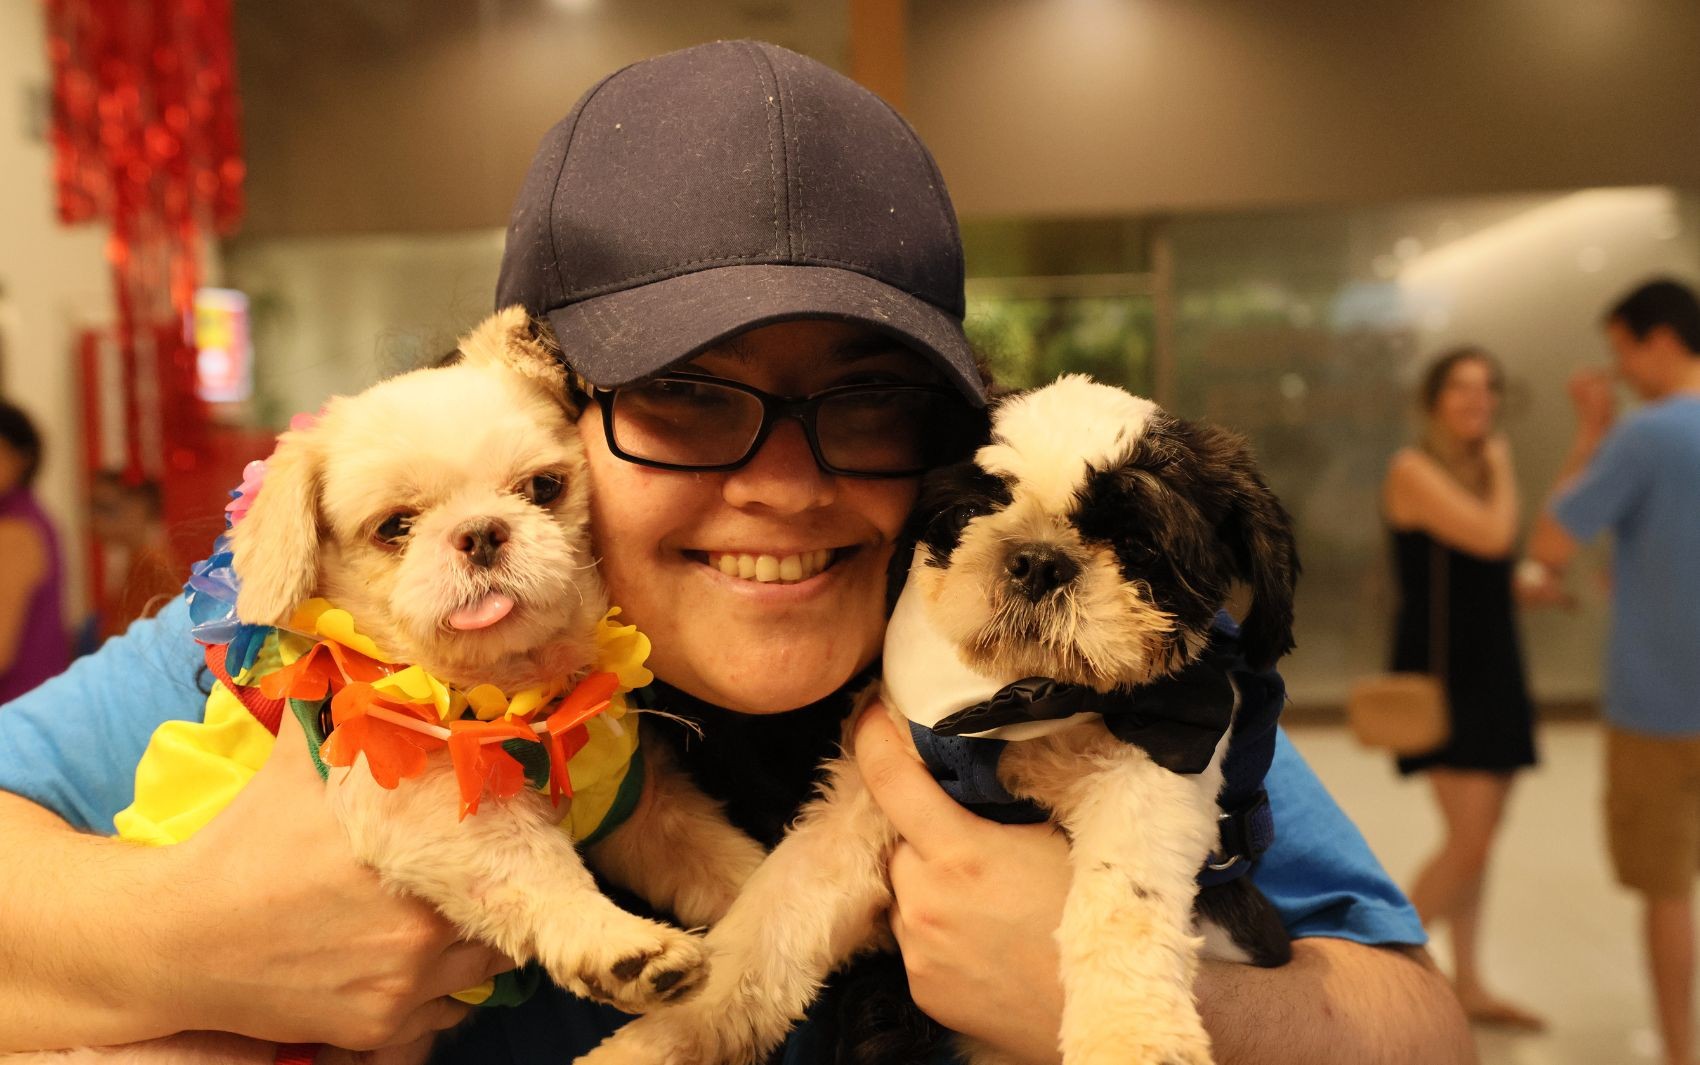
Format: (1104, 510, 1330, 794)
(454, 519, 510, 568)
(1005, 543, 1079, 600)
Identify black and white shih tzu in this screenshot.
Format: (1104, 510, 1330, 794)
(577, 374, 1301, 1065)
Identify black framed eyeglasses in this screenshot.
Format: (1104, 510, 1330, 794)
(592, 373, 980, 478)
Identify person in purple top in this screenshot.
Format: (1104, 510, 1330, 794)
(0, 399, 68, 703)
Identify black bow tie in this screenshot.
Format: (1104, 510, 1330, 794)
(928, 641, 1240, 775)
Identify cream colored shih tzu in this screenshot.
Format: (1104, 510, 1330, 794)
(220, 307, 762, 1013)
(6, 308, 761, 1065)
(577, 375, 1299, 1065)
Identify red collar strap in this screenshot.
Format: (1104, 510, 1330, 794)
(202, 642, 289, 735)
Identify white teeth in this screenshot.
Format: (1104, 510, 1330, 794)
(706, 550, 835, 584)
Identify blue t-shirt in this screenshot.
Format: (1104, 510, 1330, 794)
(1552, 395, 1700, 735)
(0, 594, 1423, 1058)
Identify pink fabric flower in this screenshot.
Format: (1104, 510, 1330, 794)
(224, 459, 268, 526)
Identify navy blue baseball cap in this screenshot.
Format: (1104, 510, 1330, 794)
(494, 40, 984, 405)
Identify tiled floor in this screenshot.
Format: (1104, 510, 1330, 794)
(1291, 720, 1684, 1065)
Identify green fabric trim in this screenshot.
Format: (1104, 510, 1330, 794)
(504, 736, 553, 790)
(481, 962, 544, 1007)
(576, 744, 646, 849)
(289, 698, 332, 782)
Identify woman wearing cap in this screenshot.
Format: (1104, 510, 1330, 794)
(0, 42, 1468, 1065)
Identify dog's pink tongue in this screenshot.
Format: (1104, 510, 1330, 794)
(448, 592, 516, 631)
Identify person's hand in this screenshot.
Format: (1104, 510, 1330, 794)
(318, 1033, 440, 1065)
(852, 703, 1067, 1065)
(1567, 367, 1617, 435)
(159, 710, 512, 1048)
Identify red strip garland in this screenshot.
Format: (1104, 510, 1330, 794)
(46, 0, 244, 482)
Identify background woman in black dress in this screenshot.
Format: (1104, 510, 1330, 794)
(1381, 347, 1542, 1030)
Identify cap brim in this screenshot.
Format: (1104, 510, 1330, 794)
(542, 264, 986, 405)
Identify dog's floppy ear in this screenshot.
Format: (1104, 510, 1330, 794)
(457, 305, 573, 409)
(231, 422, 325, 627)
(1198, 424, 1301, 670)
(884, 401, 997, 613)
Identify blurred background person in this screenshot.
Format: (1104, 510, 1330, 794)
(86, 471, 178, 647)
(1381, 346, 1543, 1031)
(1530, 278, 1700, 1065)
(0, 399, 67, 702)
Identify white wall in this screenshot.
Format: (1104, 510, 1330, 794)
(0, 0, 112, 617)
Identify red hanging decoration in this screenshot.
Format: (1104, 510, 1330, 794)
(45, 0, 244, 489)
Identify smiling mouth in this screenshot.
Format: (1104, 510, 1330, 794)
(693, 548, 845, 585)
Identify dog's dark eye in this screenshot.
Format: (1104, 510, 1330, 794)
(374, 511, 414, 545)
(524, 473, 565, 507)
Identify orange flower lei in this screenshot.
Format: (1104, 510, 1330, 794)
(257, 600, 650, 819)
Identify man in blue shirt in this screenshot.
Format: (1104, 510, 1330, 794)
(1531, 277, 1700, 1065)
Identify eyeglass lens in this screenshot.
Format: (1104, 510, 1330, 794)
(610, 378, 962, 473)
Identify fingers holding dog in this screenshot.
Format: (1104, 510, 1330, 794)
(429, 938, 518, 1001)
(851, 701, 986, 862)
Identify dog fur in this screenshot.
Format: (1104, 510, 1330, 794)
(574, 374, 1300, 1065)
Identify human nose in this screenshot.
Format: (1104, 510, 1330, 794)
(720, 416, 836, 514)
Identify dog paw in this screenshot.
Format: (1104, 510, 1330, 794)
(546, 919, 710, 1013)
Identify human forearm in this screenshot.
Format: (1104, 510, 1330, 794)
(0, 792, 191, 1049)
(1199, 939, 1474, 1065)
(954, 938, 1473, 1065)
(1482, 457, 1520, 554)
(1467, 434, 1519, 558)
(0, 712, 502, 1051)
(1385, 449, 1518, 558)
(1554, 425, 1609, 492)
(1526, 428, 1601, 575)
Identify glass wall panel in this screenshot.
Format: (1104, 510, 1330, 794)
(222, 230, 504, 425)
(966, 282, 1154, 394)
